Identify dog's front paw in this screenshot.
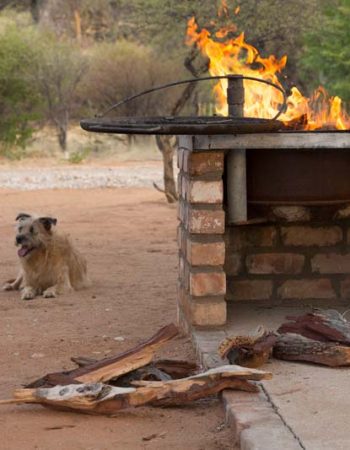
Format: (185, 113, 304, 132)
(3, 282, 14, 291)
(21, 287, 36, 301)
(43, 288, 57, 298)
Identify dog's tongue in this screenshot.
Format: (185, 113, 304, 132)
(18, 246, 30, 257)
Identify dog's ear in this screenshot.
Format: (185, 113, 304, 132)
(38, 217, 57, 232)
(16, 213, 31, 222)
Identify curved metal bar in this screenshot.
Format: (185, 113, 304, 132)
(98, 74, 287, 121)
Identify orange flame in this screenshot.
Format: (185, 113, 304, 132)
(186, 17, 350, 130)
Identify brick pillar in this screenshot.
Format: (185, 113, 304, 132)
(177, 138, 226, 330)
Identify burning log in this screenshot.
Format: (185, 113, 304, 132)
(283, 114, 308, 130)
(0, 366, 272, 415)
(218, 326, 276, 368)
(27, 324, 179, 388)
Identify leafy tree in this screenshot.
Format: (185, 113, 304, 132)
(111, 0, 325, 89)
(32, 36, 87, 153)
(0, 0, 45, 22)
(0, 25, 41, 154)
(300, 0, 350, 102)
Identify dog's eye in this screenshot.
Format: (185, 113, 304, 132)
(30, 226, 34, 233)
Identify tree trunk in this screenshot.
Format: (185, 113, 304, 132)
(58, 126, 68, 158)
(155, 135, 178, 203)
(30, 0, 43, 22)
(56, 110, 69, 155)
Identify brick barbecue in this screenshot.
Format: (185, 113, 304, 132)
(177, 132, 350, 330)
(81, 75, 350, 332)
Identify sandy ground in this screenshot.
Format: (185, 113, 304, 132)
(0, 187, 233, 450)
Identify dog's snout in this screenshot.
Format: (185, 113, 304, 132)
(16, 235, 24, 245)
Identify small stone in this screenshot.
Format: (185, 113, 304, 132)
(113, 336, 125, 342)
(31, 353, 44, 358)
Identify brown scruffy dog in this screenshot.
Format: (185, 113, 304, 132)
(3, 213, 89, 300)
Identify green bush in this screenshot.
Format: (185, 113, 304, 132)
(300, 0, 350, 102)
(0, 24, 41, 153)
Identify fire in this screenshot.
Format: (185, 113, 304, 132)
(186, 17, 350, 130)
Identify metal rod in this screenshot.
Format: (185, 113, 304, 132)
(226, 75, 247, 224)
(98, 75, 287, 120)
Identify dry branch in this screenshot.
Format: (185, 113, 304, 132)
(27, 324, 179, 388)
(71, 357, 198, 379)
(2, 365, 272, 415)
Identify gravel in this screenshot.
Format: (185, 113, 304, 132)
(0, 165, 164, 190)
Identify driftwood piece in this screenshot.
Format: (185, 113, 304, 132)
(1, 366, 272, 415)
(274, 333, 350, 367)
(27, 324, 179, 388)
(277, 309, 350, 344)
(218, 326, 277, 368)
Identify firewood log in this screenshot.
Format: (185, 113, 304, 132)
(0, 365, 272, 415)
(278, 309, 350, 344)
(218, 326, 277, 368)
(274, 333, 350, 367)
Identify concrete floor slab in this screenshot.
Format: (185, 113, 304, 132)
(193, 303, 350, 450)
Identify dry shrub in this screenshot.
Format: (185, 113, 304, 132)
(81, 40, 185, 118)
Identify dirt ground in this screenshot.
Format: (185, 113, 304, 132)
(0, 187, 233, 450)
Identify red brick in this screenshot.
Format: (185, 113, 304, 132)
(277, 279, 335, 300)
(186, 239, 225, 266)
(187, 208, 225, 234)
(190, 271, 226, 297)
(312, 253, 350, 274)
(272, 205, 311, 222)
(183, 151, 224, 176)
(281, 226, 342, 246)
(188, 180, 223, 204)
(226, 226, 277, 251)
(247, 253, 305, 274)
(190, 298, 226, 326)
(227, 280, 273, 301)
(224, 253, 242, 275)
(177, 282, 226, 326)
